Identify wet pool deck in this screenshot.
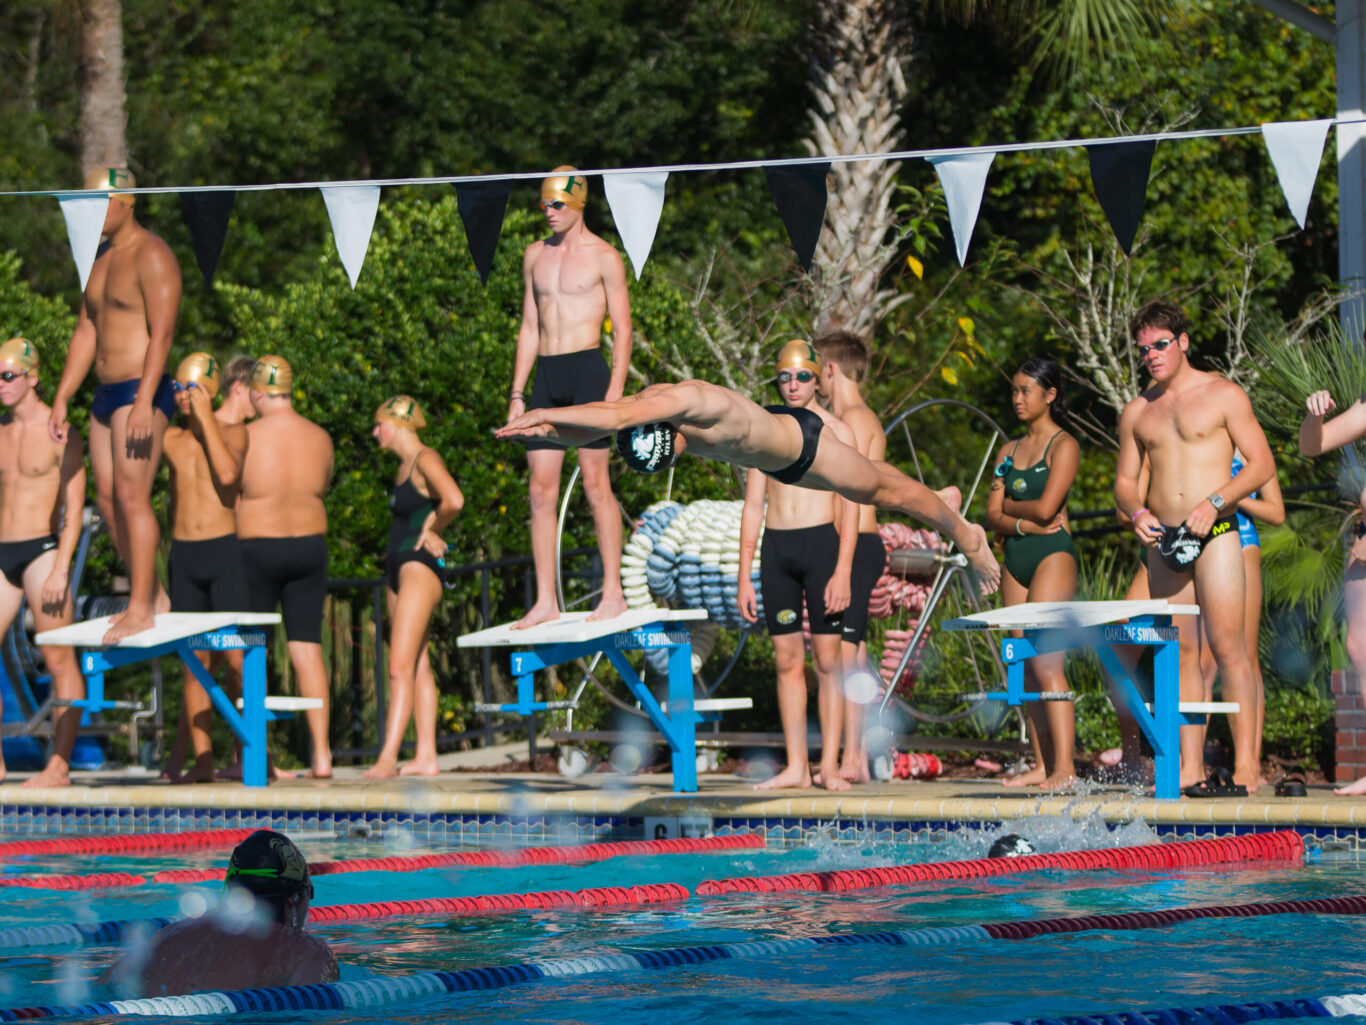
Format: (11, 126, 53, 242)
(2, 764, 1363, 834)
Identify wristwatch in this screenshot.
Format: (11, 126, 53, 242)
(1208, 493, 1226, 512)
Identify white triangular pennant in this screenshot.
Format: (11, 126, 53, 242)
(57, 193, 109, 292)
(320, 185, 381, 288)
(927, 152, 995, 267)
(1261, 119, 1332, 229)
(603, 171, 668, 279)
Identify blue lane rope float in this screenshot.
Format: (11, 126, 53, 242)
(8, 896, 1366, 1020)
(974, 994, 1337, 1025)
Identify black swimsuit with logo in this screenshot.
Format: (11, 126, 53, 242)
(386, 456, 445, 592)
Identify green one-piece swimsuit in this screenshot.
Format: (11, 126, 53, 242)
(1001, 431, 1078, 588)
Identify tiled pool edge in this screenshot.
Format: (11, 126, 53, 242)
(2, 782, 1364, 848)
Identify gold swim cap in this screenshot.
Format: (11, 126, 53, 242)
(540, 166, 588, 212)
(776, 339, 821, 376)
(83, 166, 137, 207)
(0, 337, 39, 373)
(250, 355, 293, 396)
(175, 352, 220, 399)
(375, 395, 427, 431)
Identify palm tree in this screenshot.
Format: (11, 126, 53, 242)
(77, 0, 127, 173)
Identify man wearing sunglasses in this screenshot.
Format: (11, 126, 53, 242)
(0, 337, 87, 788)
(47, 167, 182, 646)
(735, 340, 859, 791)
(102, 830, 337, 997)
(1115, 299, 1274, 797)
(507, 166, 633, 630)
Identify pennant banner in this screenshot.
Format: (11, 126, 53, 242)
(1087, 140, 1156, 256)
(1262, 118, 1332, 229)
(180, 191, 236, 288)
(320, 185, 381, 289)
(603, 171, 668, 279)
(765, 163, 829, 272)
(454, 180, 512, 285)
(56, 194, 108, 292)
(927, 152, 995, 267)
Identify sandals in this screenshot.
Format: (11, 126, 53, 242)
(1183, 766, 1248, 799)
(1275, 776, 1308, 798)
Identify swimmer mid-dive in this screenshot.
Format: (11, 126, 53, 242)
(495, 378, 1001, 594)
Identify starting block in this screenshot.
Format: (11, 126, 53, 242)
(458, 608, 709, 791)
(945, 599, 1232, 801)
(36, 612, 283, 787)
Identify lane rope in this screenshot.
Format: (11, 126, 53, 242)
(0, 834, 764, 891)
(2, 892, 1362, 1020)
(0, 829, 257, 859)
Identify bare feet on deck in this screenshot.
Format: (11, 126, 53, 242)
(586, 594, 629, 622)
(813, 766, 851, 792)
(363, 759, 399, 780)
(839, 759, 871, 784)
(511, 600, 560, 630)
(1039, 772, 1078, 791)
(307, 755, 333, 781)
(755, 764, 811, 790)
(22, 764, 71, 788)
(216, 761, 297, 782)
(399, 758, 440, 777)
(1002, 765, 1046, 787)
(0, 762, 6, 783)
(103, 604, 157, 645)
(1335, 775, 1366, 796)
(175, 755, 217, 784)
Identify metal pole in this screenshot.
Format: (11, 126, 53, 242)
(350, 594, 364, 750)
(480, 566, 492, 748)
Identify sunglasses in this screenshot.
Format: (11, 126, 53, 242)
(171, 380, 199, 392)
(777, 370, 816, 384)
(539, 200, 567, 211)
(1137, 338, 1176, 357)
(0, 371, 27, 383)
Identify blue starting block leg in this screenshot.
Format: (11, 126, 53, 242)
(990, 613, 1185, 800)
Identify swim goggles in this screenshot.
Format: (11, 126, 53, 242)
(1137, 337, 1175, 358)
(0, 371, 26, 382)
(993, 456, 1014, 478)
(224, 864, 314, 900)
(777, 370, 816, 384)
(539, 200, 567, 211)
(171, 380, 199, 392)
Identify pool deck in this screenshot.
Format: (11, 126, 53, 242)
(2, 763, 1363, 833)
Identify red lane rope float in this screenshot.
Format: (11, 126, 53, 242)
(307, 881, 691, 922)
(0, 828, 256, 859)
(0, 834, 762, 890)
(696, 830, 1303, 895)
(154, 833, 763, 885)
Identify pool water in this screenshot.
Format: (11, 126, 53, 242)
(0, 819, 1363, 1024)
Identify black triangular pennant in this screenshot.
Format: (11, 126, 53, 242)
(1086, 140, 1156, 256)
(179, 191, 235, 288)
(455, 180, 512, 285)
(764, 163, 829, 272)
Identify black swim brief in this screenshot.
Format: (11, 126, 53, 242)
(169, 534, 249, 614)
(91, 374, 177, 428)
(240, 535, 329, 644)
(762, 404, 823, 485)
(0, 535, 58, 589)
(1154, 513, 1238, 573)
(525, 349, 611, 451)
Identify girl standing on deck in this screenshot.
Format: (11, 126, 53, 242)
(985, 358, 1081, 789)
(365, 396, 464, 779)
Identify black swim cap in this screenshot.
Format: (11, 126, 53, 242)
(226, 830, 312, 899)
(988, 833, 1036, 859)
(615, 422, 678, 474)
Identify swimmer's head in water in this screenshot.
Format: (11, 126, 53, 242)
(0, 337, 39, 373)
(251, 355, 293, 396)
(615, 422, 678, 474)
(226, 830, 313, 917)
(175, 352, 220, 399)
(83, 166, 137, 207)
(540, 166, 588, 212)
(375, 395, 426, 431)
(775, 339, 821, 378)
(988, 833, 1036, 859)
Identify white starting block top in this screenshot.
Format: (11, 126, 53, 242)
(458, 607, 706, 649)
(36, 612, 282, 649)
(944, 599, 1201, 632)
